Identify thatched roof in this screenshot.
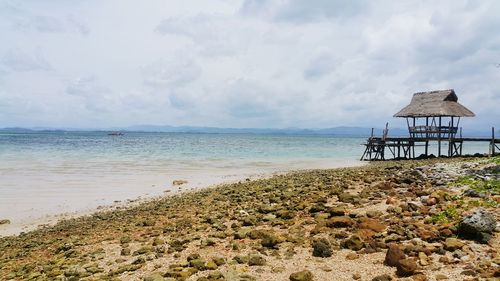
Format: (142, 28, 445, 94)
(393, 89, 475, 118)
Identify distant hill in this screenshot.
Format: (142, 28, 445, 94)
(0, 125, 496, 137)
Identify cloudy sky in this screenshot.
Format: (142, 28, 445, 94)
(0, 0, 499, 130)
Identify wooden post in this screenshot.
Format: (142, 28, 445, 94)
(425, 117, 429, 139)
(492, 127, 496, 156)
(438, 116, 442, 157)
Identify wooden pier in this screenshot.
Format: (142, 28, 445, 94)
(360, 131, 499, 161)
(361, 89, 499, 161)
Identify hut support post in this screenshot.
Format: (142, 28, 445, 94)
(438, 116, 442, 157)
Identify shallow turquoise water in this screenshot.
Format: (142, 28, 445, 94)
(0, 131, 363, 161)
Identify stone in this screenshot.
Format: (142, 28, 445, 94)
(346, 252, 359, 260)
(328, 206, 346, 216)
(342, 235, 364, 251)
(0, 219, 10, 225)
(205, 261, 218, 270)
(327, 216, 354, 228)
(338, 193, 359, 203)
(261, 233, 281, 249)
(312, 238, 332, 258)
(143, 273, 165, 281)
(371, 274, 392, 281)
(396, 258, 417, 277)
(418, 252, 429, 266)
(458, 209, 496, 243)
(211, 257, 226, 266)
(384, 244, 405, 267)
(443, 238, 464, 251)
(173, 180, 188, 186)
(247, 255, 266, 266)
(289, 270, 313, 281)
(358, 218, 386, 232)
(189, 259, 207, 270)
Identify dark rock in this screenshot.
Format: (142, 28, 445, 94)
(289, 270, 313, 281)
(384, 244, 405, 267)
(312, 238, 332, 258)
(463, 189, 485, 198)
(0, 219, 10, 225)
(458, 208, 496, 243)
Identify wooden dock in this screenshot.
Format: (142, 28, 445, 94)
(361, 127, 499, 161)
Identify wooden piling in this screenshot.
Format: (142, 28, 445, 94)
(492, 127, 496, 155)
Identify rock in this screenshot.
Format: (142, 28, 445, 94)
(312, 238, 332, 258)
(189, 259, 207, 270)
(352, 273, 361, 280)
(396, 258, 417, 277)
(0, 219, 10, 225)
(143, 273, 165, 281)
(458, 209, 496, 243)
(443, 238, 464, 251)
(247, 255, 266, 266)
(342, 235, 364, 251)
(289, 270, 313, 281)
(346, 252, 359, 260)
(463, 189, 485, 198)
(371, 274, 392, 281)
(205, 261, 218, 270)
(328, 206, 346, 216)
(261, 233, 281, 249)
(211, 257, 226, 266)
(338, 193, 359, 203)
(358, 218, 386, 232)
(327, 216, 354, 228)
(418, 252, 429, 266)
(173, 180, 188, 186)
(384, 244, 405, 267)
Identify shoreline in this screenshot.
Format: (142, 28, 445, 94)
(0, 159, 366, 237)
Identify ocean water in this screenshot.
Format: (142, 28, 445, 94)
(0, 132, 365, 234)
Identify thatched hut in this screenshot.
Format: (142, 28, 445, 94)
(394, 89, 475, 156)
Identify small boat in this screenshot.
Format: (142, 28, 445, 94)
(108, 132, 124, 136)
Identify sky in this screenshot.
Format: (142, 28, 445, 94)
(0, 0, 499, 130)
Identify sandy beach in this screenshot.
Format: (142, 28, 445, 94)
(0, 156, 498, 280)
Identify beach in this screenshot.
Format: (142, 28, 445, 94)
(0, 156, 498, 280)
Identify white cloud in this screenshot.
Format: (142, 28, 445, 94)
(0, 0, 498, 130)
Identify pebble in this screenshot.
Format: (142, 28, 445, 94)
(289, 270, 313, 281)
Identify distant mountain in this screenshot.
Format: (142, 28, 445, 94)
(0, 125, 496, 137)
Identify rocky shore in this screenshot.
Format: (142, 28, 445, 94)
(0, 157, 498, 281)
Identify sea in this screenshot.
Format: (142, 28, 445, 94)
(0, 131, 492, 235)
